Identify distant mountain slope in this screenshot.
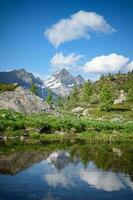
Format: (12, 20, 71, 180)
(0, 68, 85, 98)
(75, 75, 85, 85)
(0, 69, 51, 99)
(44, 68, 85, 97)
(0, 68, 41, 86)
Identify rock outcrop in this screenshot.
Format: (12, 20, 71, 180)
(0, 86, 52, 114)
(71, 107, 90, 117)
(114, 90, 126, 104)
(71, 107, 84, 114)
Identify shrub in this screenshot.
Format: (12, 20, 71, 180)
(38, 122, 53, 133)
(0, 83, 18, 92)
(11, 121, 25, 131)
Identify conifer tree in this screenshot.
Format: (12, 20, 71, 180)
(82, 81, 92, 102)
(99, 84, 113, 111)
(46, 89, 52, 105)
(29, 83, 38, 95)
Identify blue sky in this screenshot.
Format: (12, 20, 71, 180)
(0, 0, 133, 80)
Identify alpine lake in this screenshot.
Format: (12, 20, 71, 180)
(0, 140, 133, 200)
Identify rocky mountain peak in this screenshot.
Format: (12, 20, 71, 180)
(12, 68, 37, 84)
(44, 68, 85, 97)
(75, 74, 85, 85)
(54, 68, 75, 85)
(0, 69, 49, 98)
(0, 68, 85, 98)
(58, 68, 68, 74)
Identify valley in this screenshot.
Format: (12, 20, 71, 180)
(0, 69, 133, 144)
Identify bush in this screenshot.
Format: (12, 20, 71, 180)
(58, 116, 73, 131)
(90, 94, 99, 104)
(74, 121, 86, 132)
(0, 124, 5, 132)
(0, 83, 18, 92)
(11, 121, 25, 131)
(38, 122, 53, 133)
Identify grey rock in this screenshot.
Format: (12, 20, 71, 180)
(0, 86, 53, 114)
(82, 108, 89, 116)
(71, 107, 84, 113)
(114, 90, 126, 104)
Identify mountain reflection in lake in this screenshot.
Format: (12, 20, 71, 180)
(0, 144, 133, 200)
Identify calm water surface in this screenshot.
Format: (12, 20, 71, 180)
(0, 143, 133, 200)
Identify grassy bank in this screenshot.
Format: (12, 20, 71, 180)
(0, 109, 133, 143)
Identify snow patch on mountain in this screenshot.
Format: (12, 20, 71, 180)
(43, 68, 85, 97)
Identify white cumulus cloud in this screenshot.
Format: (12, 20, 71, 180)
(45, 10, 115, 47)
(84, 53, 130, 74)
(127, 61, 133, 71)
(50, 51, 83, 71)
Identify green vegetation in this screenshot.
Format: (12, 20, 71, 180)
(60, 72, 133, 111)
(0, 82, 18, 92)
(99, 84, 113, 111)
(127, 87, 133, 103)
(55, 95, 63, 107)
(46, 89, 53, 105)
(0, 142, 133, 179)
(29, 83, 38, 95)
(81, 80, 92, 102)
(0, 109, 133, 143)
(0, 73, 133, 144)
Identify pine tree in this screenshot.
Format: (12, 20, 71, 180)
(29, 83, 38, 95)
(99, 84, 113, 111)
(46, 89, 52, 105)
(127, 87, 133, 102)
(56, 95, 63, 107)
(70, 86, 79, 101)
(100, 74, 105, 80)
(81, 81, 92, 102)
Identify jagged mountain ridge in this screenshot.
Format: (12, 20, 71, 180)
(0, 68, 85, 98)
(0, 69, 52, 99)
(0, 69, 42, 86)
(44, 68, 85, 96)
(75, 74, 86, 85)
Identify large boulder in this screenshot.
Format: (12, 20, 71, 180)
(0, 86, 53, 114)
(114, 90, 126, 104)
(82, 108, 89, 116)
(71, 107, 84, 114)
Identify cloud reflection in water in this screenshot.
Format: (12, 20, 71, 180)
(44, 151, 133, 192)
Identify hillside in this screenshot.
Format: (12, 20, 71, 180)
(0, 68, 85, 98)
(94, 72, 133, 97)
(0, 85, 52, 114)
(0, 69, 52, 99)
(61, 72, 133, 120)
(0, 72, 133, 143)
